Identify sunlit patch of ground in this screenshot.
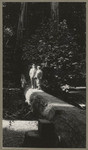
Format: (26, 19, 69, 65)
(3, 120, 38, 147)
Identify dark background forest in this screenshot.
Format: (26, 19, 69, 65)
(3, 2, 86, 93)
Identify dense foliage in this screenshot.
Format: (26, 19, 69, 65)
(21, 18, 86, 92)
(3, 2, 20, 49)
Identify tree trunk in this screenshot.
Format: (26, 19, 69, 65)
(14, 3, 28, 87)
(51, 2, 59, 22)
(16, 2, 28, 46)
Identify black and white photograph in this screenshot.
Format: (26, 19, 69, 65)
(2, 2, 86, 148)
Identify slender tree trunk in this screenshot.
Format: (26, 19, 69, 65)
(14, 3, 28, 87)
(16, 2, 28, 46)
(51, 2, 59, 22)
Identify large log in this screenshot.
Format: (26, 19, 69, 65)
(25, 88, 86, 148)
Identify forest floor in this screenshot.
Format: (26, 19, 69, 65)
(3, 88, 38, 120)
(3, 120, 38, 147)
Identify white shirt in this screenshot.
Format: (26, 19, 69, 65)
(29, 68, 36, 78)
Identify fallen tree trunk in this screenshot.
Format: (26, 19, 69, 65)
(25, 88, 86, 148)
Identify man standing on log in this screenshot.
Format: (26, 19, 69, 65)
(35, 66, 43, 90)
(29, 64, 36, 89)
